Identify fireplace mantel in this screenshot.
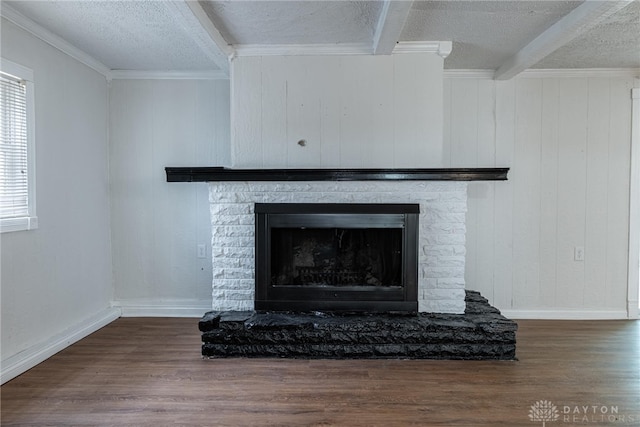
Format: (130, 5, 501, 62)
(165, 167, 509, 182)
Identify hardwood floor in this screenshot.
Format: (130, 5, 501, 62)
(1, 318, 639, 426)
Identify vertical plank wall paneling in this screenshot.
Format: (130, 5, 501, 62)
(493, 79, 516, 310)
(110, 79, 230, 310)
(606, 78, 634, 309)
(231, 54, 444, 168)
(555, 79, 588, 309)
(512, 79, 543, 308)
(445, 75, 634, 317)
(260, 57, 287, 167)
(584, 78, 612, 307)
(538, 78, 560, 309)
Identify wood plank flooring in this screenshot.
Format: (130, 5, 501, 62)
(1, 318, 639, 426)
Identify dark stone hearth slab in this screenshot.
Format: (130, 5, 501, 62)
(199, 291, 518, 360)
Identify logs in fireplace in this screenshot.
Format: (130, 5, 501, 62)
(254, 203, 419, 312)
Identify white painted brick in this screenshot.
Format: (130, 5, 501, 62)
(211, 226, 254, 238)
(422, 266, 465, 279)
(210, 203, 253, 216)
(428, 201, 467, 213)
(237, 257, 255, 270)
(422, 278, 438, 291)
(421, 245, 454, 257)
(212, 237, 254, 248)
(426, 288, 466, 301)
(213, 268, 254, 280)
(215, 279, 255, 291)
(419, 299, 465, 314)
(215, 300, 254, 311)
(438, 192, 467, 202)
(453, 245, 466, 256)
(209, 180, 468, 314)
(421, 223, 459, 234)
(423, 212, 466, 223)
(214, 214, 254, 225)
(425, 234, 466, 245)
(437, 278, 466, 289)
(218, 247, 254, 258)
(213, 258, 241, 269)
(212, 289, 254, 301)
(424, 256, 465, 268)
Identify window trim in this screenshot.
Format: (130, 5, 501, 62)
(0, 58, 37, 233)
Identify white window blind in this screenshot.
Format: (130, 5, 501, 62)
(0, 72, 29, 218)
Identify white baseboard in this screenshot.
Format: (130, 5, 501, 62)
(1, 307, 121, 385)
(500, 309, 629, 320)
(113, 299, 211, 318)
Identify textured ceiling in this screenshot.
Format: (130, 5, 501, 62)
(2, 0, 639, 73)
(4, 0, 222, 71)
(533, 0, 640, 68)
(200, 1, 383, 45)
(401, 1, 583, 69)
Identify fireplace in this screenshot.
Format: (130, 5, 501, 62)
(204, 179, 476, 314)
(255, 203, 419, 312)
(170, 168, 516, 360)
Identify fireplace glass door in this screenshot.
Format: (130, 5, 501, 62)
(255, 203, 418, 312)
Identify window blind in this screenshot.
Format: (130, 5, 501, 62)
(0, 72, 29, 219)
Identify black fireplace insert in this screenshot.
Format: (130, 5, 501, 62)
(255, 203, 419, 312)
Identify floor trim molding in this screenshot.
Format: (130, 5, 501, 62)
(501, 309, 629, 320)
(113, 299, 211, 318)
(1, 307, 121, 385)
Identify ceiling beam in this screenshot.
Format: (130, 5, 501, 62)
(372, 0, 414, 55)
(167, 0, 235, 75)
(495, 0, 635, 80)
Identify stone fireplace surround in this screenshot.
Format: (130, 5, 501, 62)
(209, 180, 468, 314)
(166, 167, 515, 359)
(165, 166, 509, 315)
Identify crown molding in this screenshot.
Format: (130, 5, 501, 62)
(234, 43, 372, 57)
(518, 68, 640, 79)
(393, 41, 452, 58)
(443, 68, 640, 80)
(233, 41, 453, 58)
(1, 4, 111, 78)
(110, 70, 228, 80)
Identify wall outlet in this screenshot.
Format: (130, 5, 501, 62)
(197, 244, 207, 259)
(574, 246, 585, 261)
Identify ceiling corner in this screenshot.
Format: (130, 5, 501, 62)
(495, 0, 636, 80)
(168, 0, 235, 75)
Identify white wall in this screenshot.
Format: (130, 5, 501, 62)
(231, 54, 444, 168)
(444, 74, 635, 318)
(109, 70, 635, 319)
(1, 19, 115, 375)
(109, 78, 230, 316)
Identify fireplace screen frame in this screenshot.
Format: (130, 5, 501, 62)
(255, 203, 419, 312)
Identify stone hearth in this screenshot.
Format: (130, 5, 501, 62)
(199, 291, 517, 360)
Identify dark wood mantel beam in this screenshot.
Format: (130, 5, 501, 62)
(165, 167, 509, 182)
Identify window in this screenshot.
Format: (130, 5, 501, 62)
(0, 59, 37, 233)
